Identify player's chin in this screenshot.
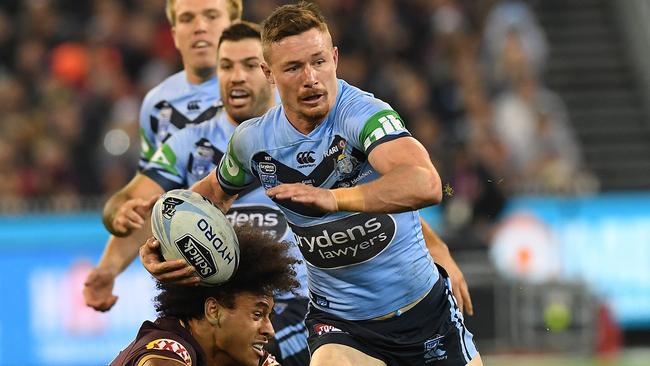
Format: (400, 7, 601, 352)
(189, 58, 217, 74)
(300, 105, 328, 122)
(237, 347, 263, 366)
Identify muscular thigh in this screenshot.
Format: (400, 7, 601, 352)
(310, 344, 386, 366)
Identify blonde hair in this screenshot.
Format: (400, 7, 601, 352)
(166, 0, 242, 26)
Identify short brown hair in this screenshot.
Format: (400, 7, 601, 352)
(218, 21, 261, 49)
(154, 225, 301, 321)
(166, 0, 243, 26)
(261, 1, 329, 61)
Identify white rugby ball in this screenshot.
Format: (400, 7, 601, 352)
(151, 189, 239, 285)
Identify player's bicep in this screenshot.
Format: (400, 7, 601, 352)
(367, 136, 435, 175)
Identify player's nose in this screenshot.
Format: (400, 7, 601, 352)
(302, 64, 318, 87)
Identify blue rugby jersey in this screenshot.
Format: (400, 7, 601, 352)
(138, 71, 222, 170)
(143, 108, 308, 299)
(217, 79, 438, 320)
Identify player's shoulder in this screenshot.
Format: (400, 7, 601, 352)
(233, 105, 281, 139)
(168, 107, 226, 144)
(112, 318, 198, 366)
(336, 79, 392, 120)
(141, 71, 191, 109)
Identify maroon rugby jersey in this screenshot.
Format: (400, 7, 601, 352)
(110, 316, 281, 366)
(110, 317, 203, 366)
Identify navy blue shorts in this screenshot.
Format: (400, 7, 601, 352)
(267, 297, 310, 366)
(305, 265, 478, 365)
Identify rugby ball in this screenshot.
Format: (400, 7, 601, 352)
(151, 189, 239, 285)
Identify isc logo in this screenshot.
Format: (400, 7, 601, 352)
(296, 151, 316, 165)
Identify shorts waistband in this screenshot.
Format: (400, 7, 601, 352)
(371, 263, 448, 321)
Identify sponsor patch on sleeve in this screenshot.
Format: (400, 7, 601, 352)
(359, 110, 407, 151)
(145, 338, 192, 366)
(219, 141, 247, 187)
(140, 128, 155, 161)
(150, 144, 179, 176)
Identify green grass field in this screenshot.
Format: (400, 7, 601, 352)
(482, 348, 650, 366)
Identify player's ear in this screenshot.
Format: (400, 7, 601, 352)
(332, 46, 339, 69)
(261, 62, 275, 85)
(205, 297, 222, 326)
(171, 27, 180, 50)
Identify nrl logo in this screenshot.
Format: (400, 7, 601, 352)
(162, 197, 184, 220)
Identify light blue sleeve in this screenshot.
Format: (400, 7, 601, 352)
(339, 93, 410, 154)
(217, 121, 257, 194)
(138, 90, 158, 170)
(142, 128, 192, 191)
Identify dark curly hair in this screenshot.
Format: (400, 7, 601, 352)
(154, 225, 301, 321)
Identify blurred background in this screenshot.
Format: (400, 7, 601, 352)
(0, 0, 649, 365)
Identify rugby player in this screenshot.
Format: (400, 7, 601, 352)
(85, 0, 241, 309)
(88, 22, 312, 366)
(109, 226, 298, 366)
(144, 3, 482, 365)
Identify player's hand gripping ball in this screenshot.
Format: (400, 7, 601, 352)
(151, 189, 239, 285)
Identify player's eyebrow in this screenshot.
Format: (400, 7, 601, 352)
(220, 56, 260, 63)
(255, 301, 271, 310)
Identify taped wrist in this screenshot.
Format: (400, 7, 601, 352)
(332, 186, 366, 212)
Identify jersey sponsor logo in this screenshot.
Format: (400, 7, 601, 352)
(175, 233, 217, 278)
(313, 323, 345, 336)
(324, 139, 347, 158)
(251, 136, 367, 217)
(186, 100, 200, 111)
(296, 151, 316, 166)
(290, 213, 396, 269)
(145, 338, 192, 366)
(225, 205, 288, 240)
(258, 162, 277, 174)
(225, 155, 240, 177)
(162, 197, 184, 220)
(151, 144, 179, 175)
(424, 336, 447, 362)
(360, 110, 406, 151)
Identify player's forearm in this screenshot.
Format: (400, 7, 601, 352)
(97, 230, 149, 276)
(191, 172, 237, 214)
(420, 217, 450, 263)
(333, 165, 441, 213)
(102, 190, 132, 234)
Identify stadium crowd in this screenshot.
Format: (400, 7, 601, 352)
(0, 0, 595, 248)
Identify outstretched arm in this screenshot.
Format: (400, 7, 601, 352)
(267, 137, 442, 213)
(83, 229, 149, 311)
(102, 174, 164, 236)
(420, 218, 474, 315)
